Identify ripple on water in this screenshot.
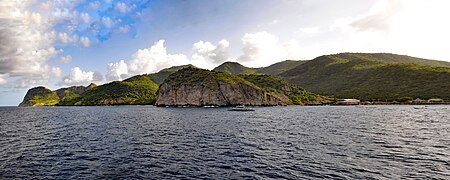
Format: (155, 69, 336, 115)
(0, 105, 449, 179)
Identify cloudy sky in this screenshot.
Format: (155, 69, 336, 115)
(1, 0, 450, 105)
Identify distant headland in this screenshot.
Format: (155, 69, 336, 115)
(19, 53, 450, 107)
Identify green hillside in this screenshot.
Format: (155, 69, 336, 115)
(148, 64, 195, 85)
(280, 53, 450, 101)
(256, 60, 307, 75)
(57, 75, 158, 105)
(213, 60, 306, 76)
(212, 62, 257, 75)
(19, 87, 60, 107)
(162, 67, 331, 105)
(239, 74, 329, 105)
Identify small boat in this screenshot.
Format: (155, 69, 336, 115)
(229, 105, 255, 111)
(413, 106, 427, 109)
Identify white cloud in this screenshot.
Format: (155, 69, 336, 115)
(62, 67, 103, 86)
(115, 25, 130, 33)
(58, 32, 78, 43)
(57, 55, 72, 64)
(238, 31, 302, 67)
(106, 60, 128, 81)
(52, 67, 62, 77)
(79, 36, 91, 47)
(86, 1, 101, 10)
(115, 2, 128, 13)
(101, 16, 114, 28)
(192, 40, 230, 66)
(0, 75, 7, 86)
(327, 0, 450, 61)
(115, 2, 136, 13)
(40, 1, 53, 10)
(0, 0, 96, 88)
(127, 40, 189, 75)
(80, 12, 90, 23)
(298, 27, 320, 34)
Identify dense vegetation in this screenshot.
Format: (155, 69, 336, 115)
(19, 87, 60, 106)
(280, 53, 450, 101)
(147, 64, 195, 85)
(58, 75, 158, 105)
(165, 67, 259, 89)
(213, 60, 306, 76)
(164, 67, 330, 105)
(240, 74, 330, 105)
(20, 52, 450, 106)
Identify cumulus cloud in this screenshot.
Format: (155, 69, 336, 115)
(101, 16, 114, 28)
(0, 75, 7, 86)
(238, 31, 302, 67)
(192, 40, 230, 64)
(58, 32, 78, 43)
(79, 36, 91, 47)
(80, 12, 90, 23)
(86, 1, 101, 10)
(127, 40, 189, 75)
(57, 55, 72, 64)
(115, 2, 136, 13)
(0, 0, 153, 89)
(104, 40, 190, 81)
(62, 67, 103, 86)
(52, 67, 62, 77)
(0, 0, 61, 87)
(115, 25, 131, 33)
(106, 60, 129, 81)
(39, 1, 53, 10)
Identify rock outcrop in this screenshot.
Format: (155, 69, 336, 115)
(155, 67, 326, 106)
(156, 80, 286, 106)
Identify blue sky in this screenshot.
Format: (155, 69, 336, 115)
(1, 0, 450, 106)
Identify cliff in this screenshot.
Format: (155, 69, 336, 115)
(155, 67, 329, 106)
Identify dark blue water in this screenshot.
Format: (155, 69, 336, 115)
(0, 106, 449, 179)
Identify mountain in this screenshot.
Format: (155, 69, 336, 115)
(19, 87, 60, 107)
(213, 60, 306, 76)
(155, 67, 330, 106)
(147, 64, 195, 85)
(19, 84, 95, 107)
(279, 53, 450, 101)
(256, 60, 308, 75)
(212, 62, 257, 75)
(58, 75, 158, 105)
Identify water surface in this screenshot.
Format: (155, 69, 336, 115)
(1, 106, 449, 179)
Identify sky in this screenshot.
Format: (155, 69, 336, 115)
(1, 0, 450, 106)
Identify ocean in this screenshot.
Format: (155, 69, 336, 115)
(0, 105, 449, 179)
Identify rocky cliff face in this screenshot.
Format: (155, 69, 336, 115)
(155, 67, 295, 106)
(156, 81, 286, 106)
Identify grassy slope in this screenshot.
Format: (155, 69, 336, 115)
(213, 60, 306, 76)
(240, 74, 327, 105)
(20, 87, 60, 106)
(58, 75, 159, 105)
(164, 67, 327, 105)
(148, 64, 195, 85)
(280, 53, 450, 101)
